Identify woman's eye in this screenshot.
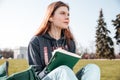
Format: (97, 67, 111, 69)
(60, 12, 69, 16)
(61, 12, 65, 15)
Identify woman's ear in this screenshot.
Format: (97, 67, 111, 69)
(49, 17, 53, 22)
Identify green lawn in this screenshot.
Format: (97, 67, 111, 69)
(0, 59, 120, 80)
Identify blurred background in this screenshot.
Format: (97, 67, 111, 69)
(0, 0, 120, 59)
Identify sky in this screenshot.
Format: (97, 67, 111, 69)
(0, 0, 120, 53)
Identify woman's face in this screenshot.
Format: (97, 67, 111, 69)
(50, 6, 69, 29)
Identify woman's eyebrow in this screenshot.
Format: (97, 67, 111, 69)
(60, 10, 69, 14)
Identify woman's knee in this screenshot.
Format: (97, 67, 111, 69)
(57, 65, 72, 71)
(80, 64, 100, 80)
(85, 64, 100, 72)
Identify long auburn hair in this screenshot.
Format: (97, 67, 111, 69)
(35, 1, 74, 42)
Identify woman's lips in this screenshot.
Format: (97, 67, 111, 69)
(64, 22, 69, 25)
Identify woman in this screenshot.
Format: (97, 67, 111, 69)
(27, 1, 100, 80)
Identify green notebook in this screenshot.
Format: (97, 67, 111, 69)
(46, 48, 82, 73)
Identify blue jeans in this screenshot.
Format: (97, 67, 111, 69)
(42, 64, 100, 80)
(76, 64, 100, 80)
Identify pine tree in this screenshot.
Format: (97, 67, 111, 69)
(112, 14, 120, 45)
(95, 9, 115, 59)
(112, 14, 120, 54)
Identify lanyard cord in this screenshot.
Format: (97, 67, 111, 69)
(55, 39, 66, 49)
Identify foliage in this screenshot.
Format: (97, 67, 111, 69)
(95, 9, 115, 59)
(112, 14, 120, 45)
(0, 48, 14, 59)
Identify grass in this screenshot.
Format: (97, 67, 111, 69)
(0, 59, 120, 80)
(0, 59, 28, 75)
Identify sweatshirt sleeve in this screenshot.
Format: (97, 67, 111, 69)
(27, 36, 45, 78)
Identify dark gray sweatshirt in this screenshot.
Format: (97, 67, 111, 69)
(27, 32, 76, 79)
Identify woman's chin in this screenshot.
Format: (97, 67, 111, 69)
(63, 26, 69, 29)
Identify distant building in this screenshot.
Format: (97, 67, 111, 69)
(13, 47, 27, 59)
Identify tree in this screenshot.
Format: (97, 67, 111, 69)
(95, 9, 115, 59)
(112, 14, 120, 54)
(1, 48, 14, 58)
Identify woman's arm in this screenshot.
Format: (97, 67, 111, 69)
(27, 36, 46, 78)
